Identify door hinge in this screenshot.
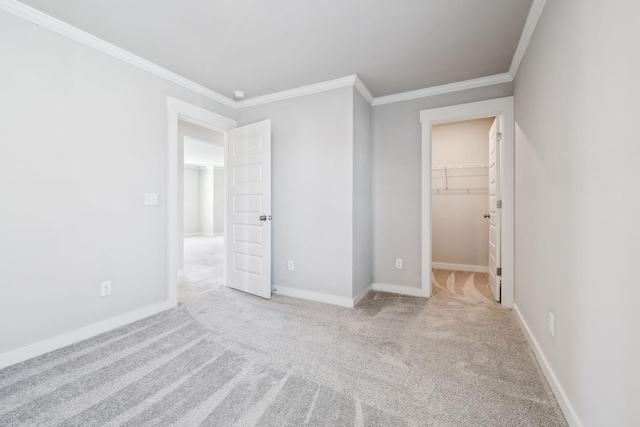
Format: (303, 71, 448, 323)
(497, 267, 502, 276)
(497, 200, 502, 209)
(497, 132, 503, 142)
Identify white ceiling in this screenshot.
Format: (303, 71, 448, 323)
(184, 137, 224, 167)
(18, 0, 532, 100)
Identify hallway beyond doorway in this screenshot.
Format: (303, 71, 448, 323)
(179, 236, 224, 304)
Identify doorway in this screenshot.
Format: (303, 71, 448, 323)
(166, 97, 236, 308)
(420, 97, 514, 308)
(430, 117, 497, 302)
(180, 121, 226, 302)
(166, 97, 273, 307)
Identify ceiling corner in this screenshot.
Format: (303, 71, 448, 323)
(353, 76, 374, 105)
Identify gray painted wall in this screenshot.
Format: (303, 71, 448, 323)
(237, 88, 355, 299)
(352, 89, 372, 297)
(200, 167, 214, 236)
(183, 166, 214, 236)
(199, 167, 214, 235)
(0, 10, 235, 355)
(183, 166, 202, 235)
(213, 168, 224, 235)
(513, 1, 639, 425)
(371, 82, 513, 288)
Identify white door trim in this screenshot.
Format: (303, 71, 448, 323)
(420, 97, 514, 308)
(166, 97, 237, 306)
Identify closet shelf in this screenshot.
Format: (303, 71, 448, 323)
(432, 163, 489, 178)
(432, 163, 489, 190)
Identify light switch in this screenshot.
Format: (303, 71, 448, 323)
(144, 193, 158, 206)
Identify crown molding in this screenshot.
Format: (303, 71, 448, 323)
(372, 73, 513, 107)
(353, 76, 374, 105)
(2, 0, 542, 111)
(509, 0, 547, 78)
(184, 163, 221, 169)
(2, 0, 362, 110)
(235, 75, 358, 108)
(0, 0, 237, 109)
(184, 163, 207, 169)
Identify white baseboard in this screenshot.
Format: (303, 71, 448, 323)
(0, 300, 175, 370)
(352, 284, 373, 307)
(432, 262, 489, 273)
(274, 286, 354, 308)
(183, 233, 201, 237)
(513, 303, 583, 427)
(371, 283, 428, 297)
(213, 232, 223, 237)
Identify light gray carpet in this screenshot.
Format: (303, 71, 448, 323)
(0, 237, 567, 426)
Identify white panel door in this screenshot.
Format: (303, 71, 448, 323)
(228, 120, 272, 299)
(488, 117, 501, 301)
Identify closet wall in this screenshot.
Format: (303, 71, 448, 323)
(432, 118, 494, 270)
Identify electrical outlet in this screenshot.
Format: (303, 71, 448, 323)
(287, 260, 294, 271)
(100, 281, 112, 297)
(395, 258, 403, 269)
(144, 193, 158, 206)
(548, 312, 555, 337)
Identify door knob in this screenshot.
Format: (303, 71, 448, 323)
(484, 214, 490, 218)
(260, 215, 267, 221)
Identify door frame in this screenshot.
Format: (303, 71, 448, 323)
(420, 97, 514, 308)
(166, 97, 237, 307)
